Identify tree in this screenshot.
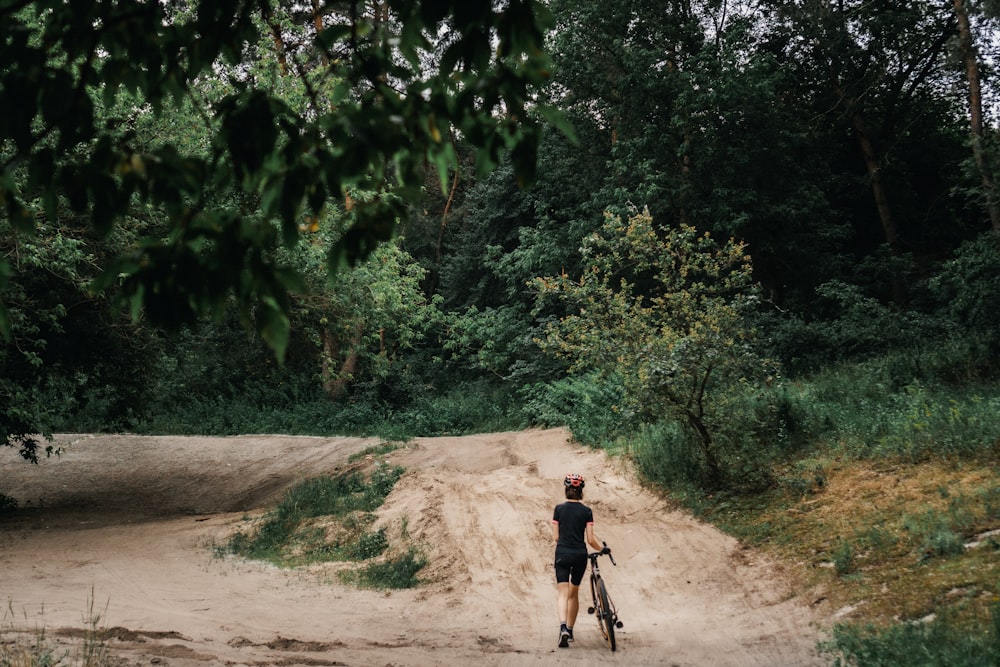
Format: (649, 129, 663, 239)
(0, 0, 553, 351)
(953, 0, 1000, 235)
(761, 0, 969, 301)
(1, 0, 555, 455)
(533, 209, 772, 485)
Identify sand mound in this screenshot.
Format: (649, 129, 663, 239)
(1, 429, 826, 666)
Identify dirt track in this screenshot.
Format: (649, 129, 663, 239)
(1, 429, 828, 666)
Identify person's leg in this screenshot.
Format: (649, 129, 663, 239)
(556, 582, 572, 647)
(556, 582, 571, 625)
(565, 553, 587, 641)
(566, 584, 581, 628)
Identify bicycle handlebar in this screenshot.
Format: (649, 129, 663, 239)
(589, 542, 616, 567)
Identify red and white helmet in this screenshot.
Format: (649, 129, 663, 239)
(564, 473, 585, 489)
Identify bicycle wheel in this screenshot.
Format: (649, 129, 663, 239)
(589, 575, 607, 641)
(596, 578, 616, 651)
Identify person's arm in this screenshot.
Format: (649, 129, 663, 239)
(585, 523, 603, 552)
(552, 520, 560, 546)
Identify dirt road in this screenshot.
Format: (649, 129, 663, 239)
(1, 429, 827, 666)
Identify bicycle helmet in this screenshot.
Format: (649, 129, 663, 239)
(564, 473, 585, 489)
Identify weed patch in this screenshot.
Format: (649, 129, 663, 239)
(220, 459, 427, 589)
(222, 462, 404, 568)
(821, 602, 1000, 667)
(341, 549, 427, 590)
(675, 454, 999, 664)
(1, 593, 112, 667)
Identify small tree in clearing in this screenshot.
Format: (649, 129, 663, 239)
(533, 209, 774, 486)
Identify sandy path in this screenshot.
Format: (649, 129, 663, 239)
(1, 429, 827, 666)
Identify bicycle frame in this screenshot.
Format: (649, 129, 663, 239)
(587, 548, 623, 651)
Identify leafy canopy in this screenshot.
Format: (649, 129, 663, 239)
(533, 209, 770, 480)
(0, 0, 555, 358)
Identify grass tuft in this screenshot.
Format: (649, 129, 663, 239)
(821, 602, 1000, 667)
(222, 462, 404, 567)
(342, 549, 427, 590)
(219, 459, 426, 589)
(1, 592, 112, 667)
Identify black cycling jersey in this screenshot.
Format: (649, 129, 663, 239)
(552, 500, 594, 555)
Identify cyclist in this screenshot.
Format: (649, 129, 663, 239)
(552, 473, 610, 648)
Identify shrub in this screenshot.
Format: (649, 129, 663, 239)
(520, 373, 626, 447)
(347, 528, 389, 560)
(821, 603, 1000, 667)
(349, 549, 427, 590)
(224, 464, 404, 565)
(832, 539, 855, 576)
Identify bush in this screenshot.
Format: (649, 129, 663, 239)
(224, 464, 404, 565)
(821, 603, 1000, 667)
(520, 373, 626, 447)
(348, 549, 427, 590)
(903, 509, 969, 563)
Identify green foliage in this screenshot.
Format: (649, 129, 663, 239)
(929, 234, 1000, 341)
(903, 509, 969, 563)
(345, 549, 427, 590)
(519, 372, 626, 447)
(758, 282, 916, 374)
(832, 539, 855, 576)
(534, 209, 780, 486)
(0, 0, 552, 350)
(346, 528, 389, 561)
(781, 362, 1000, 461)
(224, 464, 403, 565)
(627, 421, 706, 491)
(821, 604, 1000, 667)
(0, 1, 555, 461)
(1, 210, 156, 459)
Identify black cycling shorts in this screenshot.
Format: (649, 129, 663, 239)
(554, 552, 588, 586)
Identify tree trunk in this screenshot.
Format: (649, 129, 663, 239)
(268, 25, 289, 76)
(843, 94, 899, 251)
(954, 0, 1000, 236)
(312, 0, 328, 67)
(321, 323, 363, 400)
(687, 411, 722, 487)
(834, 80, 906, 303)
(435, 163, 460, 266)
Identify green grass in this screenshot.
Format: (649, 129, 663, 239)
(340, 549, 427, 590)
(222, 462, 405, 567)
(219, 460, 427, 589)
(820, 603, 1000, 667)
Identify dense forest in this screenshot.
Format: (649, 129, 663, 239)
(2, 1, 999, 663)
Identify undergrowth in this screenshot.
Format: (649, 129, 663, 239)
(821, 602, 1000, 667)
(220, 456, 425, 589)
(1, 593, 112, 667)
(339, 548, 428, 590)
(601, 349, 1000, 667)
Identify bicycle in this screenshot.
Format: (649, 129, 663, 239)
(587, 543, 623, 651)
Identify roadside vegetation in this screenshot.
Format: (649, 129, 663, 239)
(4, 2, 1000, 666)
(218, 442, 426, 589)
(1, 594, 113, 667)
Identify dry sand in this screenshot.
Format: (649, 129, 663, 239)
(1, 429, 828, 666)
